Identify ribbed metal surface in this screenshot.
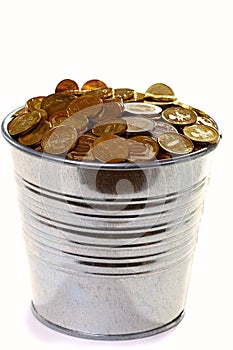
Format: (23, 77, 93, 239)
(17, 173, 204, 275)
(2, 112, 215, 339)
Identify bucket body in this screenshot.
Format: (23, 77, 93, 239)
(2, 112, 215, 340)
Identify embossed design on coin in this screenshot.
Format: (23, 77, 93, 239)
(196, 115, 218, 130)
(93, 135, 129, 163)
(42, 125, 78, 154)
(6, 78, 220, 162)
(151, 121, 178, 139)
(18, 120, 50, 146)
(92, 102, 124, 123)
(49, 109, 69, 122)
(92, 118, 127, 136)
(128, 135, 159, 162)
(8, 111, 42, 136)
(123, 116, 155, 134)
(162, 106, 197, 125)
(41, 93, 76, 117)
(131, 135, 159, 152)
(158, 132, 194, 155)
(67, 95, 103, 117)
(183, 124, 220, 144)
(174, 101, 207, 118)
(63, 112, 89, 133)
(51, 115, 68, 127)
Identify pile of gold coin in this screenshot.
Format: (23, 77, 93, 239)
(7, 78, 220, 163)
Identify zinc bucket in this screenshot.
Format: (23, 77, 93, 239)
(1, 110, 219, 340)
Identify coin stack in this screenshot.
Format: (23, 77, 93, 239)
(7, 78, 220, 163)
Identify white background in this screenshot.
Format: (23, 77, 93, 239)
(0, 0, 232, 348)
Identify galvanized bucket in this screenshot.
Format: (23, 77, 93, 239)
(1, 110, 218, 340)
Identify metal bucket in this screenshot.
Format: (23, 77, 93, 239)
(1, 111, 218, 340)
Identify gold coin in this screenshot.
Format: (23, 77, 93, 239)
(74, 134, 97, 151)
(81, 79, 108, 91)
(6, 77, 220, 163)
(67, 94, 103, 117)
(92, 102, 124, 123)
(124, 102, 162, 119)
(18, 120, 50, 146)
(124, 92, 145, 103)
(26, 96, 46, 111)
(8, 110, 42, 136)
(13, 107, 28, 117)
(158, 132, 194, 155)
(63, 90, 87, 96)
(127, 139, 148, 162)
(128, 135, 159, 162)
(162, 106, 197, 125)
(123, 116, 155, 134)
(145, 98, 176, 106)
(55, 79, 79, 93)
(92, 118, 127, 136)
(18, 108, 48, 121)
(151, 120, 178, 139)
(103, 96, 123, 103)
(183, 124, 220, 144)
(36, 108, 48, 120)
(67, 134, 97, 161)
(51, 115, 68, 127)
(174, 101, 220, 131)
(63, 112, 89, 132)
(42, 125, 78, 155)
(131, 135, 159, 152)
(48, 109, 69, 122)
(114, 88, 134, 100)
(196, 115, 218, 130)
(67, 151, 95, 161)
(145, 83, 176, 105)
(91, 109, 113, 124)
(41, 93, 76, 117)
(175, 102, 207, 117)
(145, 93, 177, 102)
(93, 135, 129, 163)
(146, 83, 175, 96)
(86, 87, 113, 99)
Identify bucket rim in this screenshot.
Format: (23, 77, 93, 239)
(1, 108, 219, 170)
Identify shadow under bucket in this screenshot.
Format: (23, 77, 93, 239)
(1, 110, 219, 340)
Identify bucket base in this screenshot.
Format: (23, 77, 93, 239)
(31, 302, 185, 341)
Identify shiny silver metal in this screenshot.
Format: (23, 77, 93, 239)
(2, 110, 219, 340)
